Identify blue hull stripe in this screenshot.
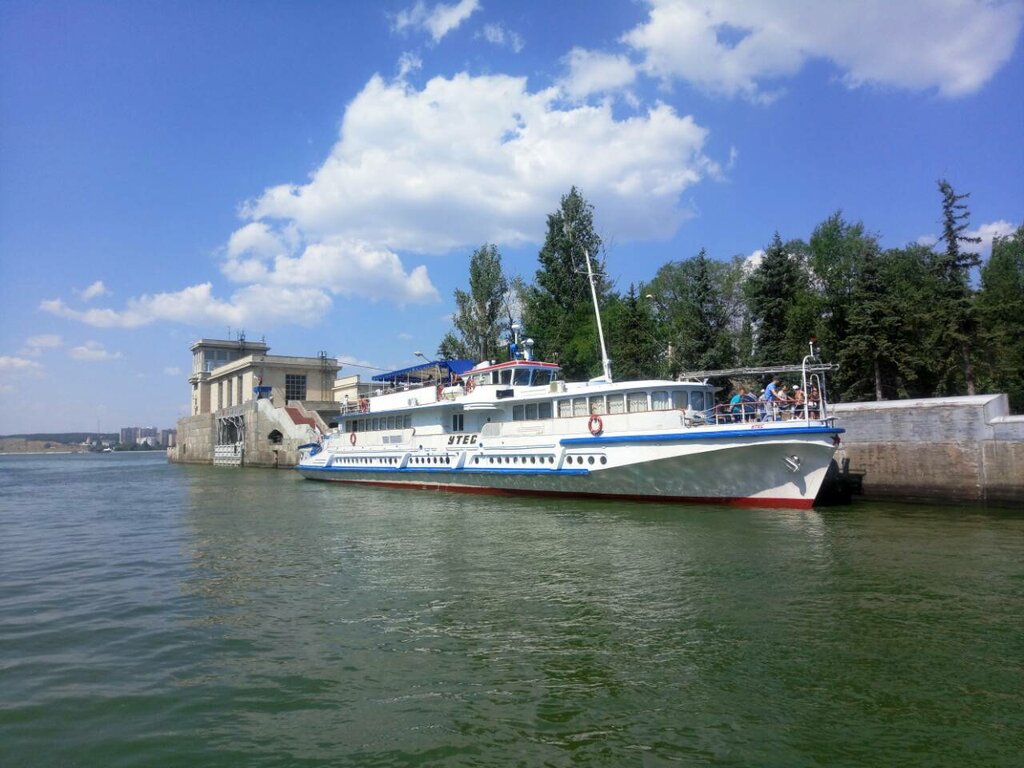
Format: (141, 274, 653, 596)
(560, 425, 843, 446)
(298, 466, 591, 477)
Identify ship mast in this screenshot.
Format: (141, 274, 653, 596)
(583, 245, 613, 383)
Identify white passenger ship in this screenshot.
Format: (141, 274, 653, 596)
(296, 342, 843, 509)
(297, 238, 842, 508)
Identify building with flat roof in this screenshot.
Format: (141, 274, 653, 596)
(188, 337, 339, 416)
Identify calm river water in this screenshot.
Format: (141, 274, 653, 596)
(1, 452, 1022, 767)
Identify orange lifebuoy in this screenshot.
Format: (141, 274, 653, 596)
(588, 414, 603, 436)
(349, 432, 357, 445)
(465, 378, 476, 393)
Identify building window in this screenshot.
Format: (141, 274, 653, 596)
(285, 374, 307, 402)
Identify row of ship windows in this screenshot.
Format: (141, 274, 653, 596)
(343, 389, 714, 432)
(549, 390, 711, 419)
(334, 454, 607, 467)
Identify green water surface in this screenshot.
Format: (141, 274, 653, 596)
(1, 452, 1021, 766)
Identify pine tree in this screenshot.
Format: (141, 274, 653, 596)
(745, 233, 805, 366)
(932, 179, 982, 395)
(522, 188, 607, 379)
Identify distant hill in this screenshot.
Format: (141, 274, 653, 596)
(0, 433, 118, 443)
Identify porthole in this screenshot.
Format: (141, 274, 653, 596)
(600, 456, 607, 465)
(588, 456, 595, 465)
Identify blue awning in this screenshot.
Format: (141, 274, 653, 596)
(371, 359, 475, 383)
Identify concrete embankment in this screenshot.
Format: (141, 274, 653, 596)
(833, 394, 1023, 506)
(169, 398, 325, 469)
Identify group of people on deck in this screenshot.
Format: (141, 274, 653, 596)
(728, 376, 820, 422)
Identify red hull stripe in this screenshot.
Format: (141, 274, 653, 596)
(304, 476, 816, 510)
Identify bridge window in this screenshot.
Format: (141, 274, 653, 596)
(513, 368, 531, 386)
(533, 370, 552, 386)
(499, 369, 513, 385)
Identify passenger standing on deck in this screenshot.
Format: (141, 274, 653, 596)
(764, 376, 781, 420)
(729, 388, 747, 422)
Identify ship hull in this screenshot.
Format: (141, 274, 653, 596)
(296, 426, 839, 509)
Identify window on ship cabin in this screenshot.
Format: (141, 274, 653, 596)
(673, 391, 688, 410)
(526, 403, 538, 420)
(627, 391, 649, 413)
(513, 405, 524, 421)
(387, 416, 396, 429)
(689, 391, 705, 411)
(404, 414, 412, 428)
(572, 397, 588, 417)
(538, 402, 553, 419)
(652, 391, 671, 410)
(589, 396, 606, 415)
(558, 399, 572, 418)
(452, 413, 464, 431)
(607, 394, 625, 414)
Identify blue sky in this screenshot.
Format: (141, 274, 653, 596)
(1, 0, 1022, 434)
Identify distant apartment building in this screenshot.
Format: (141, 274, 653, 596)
(119, 426, 177, 447)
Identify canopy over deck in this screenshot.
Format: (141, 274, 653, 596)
(371, 359, 475, 386)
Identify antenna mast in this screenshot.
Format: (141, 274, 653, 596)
(583, 246, 613, 382)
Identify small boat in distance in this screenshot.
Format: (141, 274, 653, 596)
(297, 247, 843, 509)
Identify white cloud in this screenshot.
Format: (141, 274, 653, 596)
(743, 248, 765, 272)
(164, 366, 182, 376)
(916, 220, 1017, 257)
(479, 23, 524, 53)
(969, 220, 1018, 256)
(397, 52, 423, 80)
(0, 355, 43, 372)
(20, 334, 62, 357)
(242, 72, 718, 258)
(560, 48, 637, 100)
(46, 68, 720, 332)
(41, 282, 332, 329)
(69, 341, 123, 362)
(624, 0, 1024, 101)
(78, 281, 110, 301)
(393, 0, 480, 42)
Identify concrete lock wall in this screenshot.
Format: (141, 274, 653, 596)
(833, 394, 1024, 505)
(171, 399, 324, 469)
(169, 414, 215, 465)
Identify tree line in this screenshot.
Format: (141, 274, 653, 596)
(438, 185, 1024, 412)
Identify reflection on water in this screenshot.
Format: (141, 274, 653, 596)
(1, 453, 1022, 766)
